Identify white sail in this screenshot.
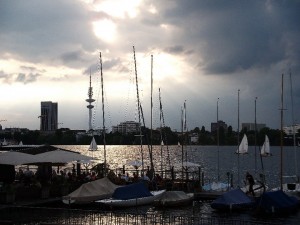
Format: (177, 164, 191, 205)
(236, 134, 248, 154)
(88, 137, 98, 151)
(261, 135, 271, 156)
(161, 140, 164, 146)
(2, 138, 8, 146)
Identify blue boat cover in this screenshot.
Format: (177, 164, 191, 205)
(211, 188, 254, 210)
(112, 182, 153, 200)
(256, 190, 299, 213)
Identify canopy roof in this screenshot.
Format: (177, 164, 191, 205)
(0, 145, 93, 165)
(0, 151, 37, 166)
(33, 149, 93, 163)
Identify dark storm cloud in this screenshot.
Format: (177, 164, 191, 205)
(153, 0, 300, 75)
(164, 46, 184, 54)
(84, 58, 122, 76)
(0, 0, 99, 66)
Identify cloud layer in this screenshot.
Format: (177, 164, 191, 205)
(0, 0, 299, 131)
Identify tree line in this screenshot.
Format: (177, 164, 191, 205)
(0, 125, 298, 146)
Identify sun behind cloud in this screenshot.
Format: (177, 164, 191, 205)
(94, 0, 141, 19)
(92, 19, 117, 43)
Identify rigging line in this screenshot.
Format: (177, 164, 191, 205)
(121, 57, 135, 127)
(159, 88, 171, 170)
(93, 63, 101, 130)
(124, 63, 135, 124)
(103, 81, 113, 132)
(133, 46, 145, 174)
(99, 52, 107, 174)
(133, 46, 154, 174)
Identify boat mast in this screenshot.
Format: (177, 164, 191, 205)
(159, 88, 163, 176)
(184, 101, 187, 164)
(132, 46, 154, 176)
(289, 69, 298, 182)
(237, 89, 240, 187)
(99, 52, 107, 175)
(280, 73, 284, 190)
(181, 104, 184, 181)
(217, 98, 220, 182)
(254, 97, 257, 174)
(133, 46, 144, 174)
(150, 54, 153, 174)
(159, 88, 171, 171)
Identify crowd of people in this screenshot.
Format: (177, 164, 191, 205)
(14, 165, 165, 192)
(112, 171, 164, 190)
(15, 166, 100, 189)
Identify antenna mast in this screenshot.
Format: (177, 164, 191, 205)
(86, 69, 95, 132)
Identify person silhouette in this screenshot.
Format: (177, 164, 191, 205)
(245, 172, 255, 196)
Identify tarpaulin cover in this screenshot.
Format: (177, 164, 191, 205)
(112, 182, 153, 200)
(211, 188, 254, 210)
(256, 190, 299, 213)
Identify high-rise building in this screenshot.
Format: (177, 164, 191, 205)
(242, 123, 266, 131)
(112, 121, 140, 134)
(40, 101, 58, 131)
(211, 120, 228, 133)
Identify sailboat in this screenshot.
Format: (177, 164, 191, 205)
(236, 134, 248, 154)
(278, 71, 300, 195)
(260, 135, 271, 157)
(89, 136, 98, 152)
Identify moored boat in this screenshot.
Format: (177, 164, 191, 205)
(211, 188, 255, 212)
(254, 190, 299, 215)
(96, 182, 165, 208)
(62, 177, 119, 204)
(153, 191, 194, 207)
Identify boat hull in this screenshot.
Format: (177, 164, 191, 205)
(97, 190, 166, 207)
(153, 191, 194, 207)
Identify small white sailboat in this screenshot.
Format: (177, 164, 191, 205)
(1, 138, 8, 146)
(88, 136, 98, 151)
(236, 134, 248, 154)
(260, 135, 271, 157)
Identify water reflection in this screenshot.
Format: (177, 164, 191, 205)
(56, 145, 300, 189)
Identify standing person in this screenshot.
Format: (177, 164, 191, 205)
(245, 172, 255, 196)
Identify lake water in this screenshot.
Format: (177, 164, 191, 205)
(2, 145, 300, 224)
(56, 145, 300, 189)
(29, 145, 300, 224)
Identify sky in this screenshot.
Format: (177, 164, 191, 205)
(0, 0, 299, 132)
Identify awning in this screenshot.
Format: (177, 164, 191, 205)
(0, 149, 94, 165)
(0, 151, 36, 165)
(33, 149, 94, 164)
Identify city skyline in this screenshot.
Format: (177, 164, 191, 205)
(0, 1, 299, 132)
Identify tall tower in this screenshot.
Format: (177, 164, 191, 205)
(40, 101, 58, 131)
(86, 71, 95, 131)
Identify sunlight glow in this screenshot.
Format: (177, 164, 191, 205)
(94, 0, 142, 19)
(148, 4, 157, 14)
(92, 19, 117, 43)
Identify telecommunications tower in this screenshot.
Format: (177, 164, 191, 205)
(86, 71, 95, 132)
